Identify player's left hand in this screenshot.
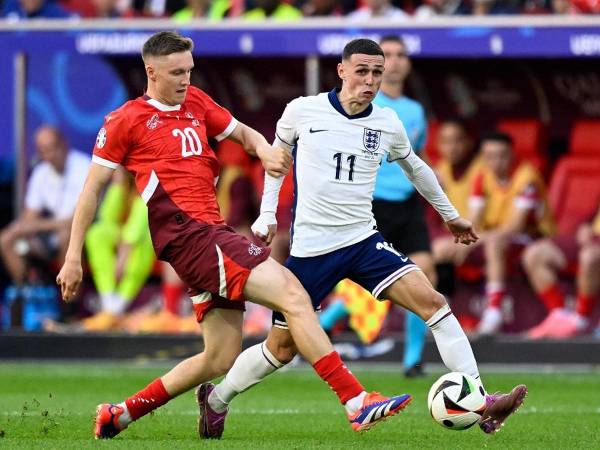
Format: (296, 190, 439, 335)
(251, 212, 277, 245)
(446, 217, 479, 245)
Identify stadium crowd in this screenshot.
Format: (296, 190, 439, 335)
(2, 0, 600, 20)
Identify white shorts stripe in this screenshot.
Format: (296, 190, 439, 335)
(214, 117, 238, 142)
(215, 244, 228, 298)
(141, 170, 159, 204)
(92, 155, 119, 169)
(372, 264, 420, 299)
(273, 319, 289, 330)
(190, 292, 212, 304)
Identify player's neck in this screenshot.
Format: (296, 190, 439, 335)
(379, 81, 404, 99)
(337, 90, 371, 116)
(145, 88, 180, 107)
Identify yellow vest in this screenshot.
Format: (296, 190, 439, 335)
(436, 156, 482, 217)
(475, 162, 555, 236)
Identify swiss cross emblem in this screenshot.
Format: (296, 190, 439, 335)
(185, 111, 200, 127)
(146, 113, 160, 130)
(363, 128, 381, 153)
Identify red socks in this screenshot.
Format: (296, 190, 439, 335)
(539, 283, 565, 311)
(163, 283, 183, 315)
(576, 293, 596, 317)
(313, 351, 364, 404)
(486, 288, 505, 309)
(125, 378, 172, 420)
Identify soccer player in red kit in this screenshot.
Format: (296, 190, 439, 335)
(56, 31, 412, 439)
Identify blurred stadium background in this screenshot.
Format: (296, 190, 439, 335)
(0, 2, 599, 447)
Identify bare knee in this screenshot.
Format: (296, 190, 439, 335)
(266, 331, 297, 364)
(579, 245, 600, 271)
(418, 290, 447, 321)
(278, 278, 313, 319)
(522, 241, 545, 272)
(204, 347, 241, 377)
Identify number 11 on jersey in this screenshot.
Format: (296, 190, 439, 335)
(333, 153, 356, 182)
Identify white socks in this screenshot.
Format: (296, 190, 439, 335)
(116, 402, 132, 427)
(344, 391, 367, 416)
(427, 304, 481, 382)
(209, 342, 284, 413)
(101, 293, 127, 315)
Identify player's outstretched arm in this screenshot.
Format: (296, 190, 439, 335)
(394, 151, 478, 245)
(56, 163, 114, 301)
(227, 122, 291, 177)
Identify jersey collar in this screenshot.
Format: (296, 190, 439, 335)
(143, 95, 182, 112)
(328, 88, 373, 120)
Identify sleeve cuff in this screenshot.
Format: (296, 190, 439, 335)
(92, 155, 119, 169)
(214, 117, 239, 142)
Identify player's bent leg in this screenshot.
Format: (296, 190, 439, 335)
(243, 258, 413, 432)
(163, 308, 243, 395)
(94, 308, 243, 439)
(384, 270, 528, 433)
(243, 257, 333, 364)
(201, 327, 293, 439)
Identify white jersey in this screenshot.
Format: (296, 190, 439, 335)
(274, 90, 412, 257)
(25, 150, 90, 219)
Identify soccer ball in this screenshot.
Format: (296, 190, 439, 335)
(427, 372, 487, 430)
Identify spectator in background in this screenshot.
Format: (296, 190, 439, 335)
(435, 132, 554, 335)
(347, 0, 408, 20)
(172, 0, 233, 21)
(89, 0, 121, 17)
(2, 0, 76, 19)
(78, 168, 155, 332)
(471, 0, 519, 14)
(301, 0, 343, 16)
(244, 0, 302, 19)
(0, 125, 89, 294)
(522, 204, 600, 339)
(431, 120, 482, 259)
(414, 0, 470, 18)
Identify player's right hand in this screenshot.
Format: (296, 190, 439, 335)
(56, 259, 83, 302)
(251, 212, 277, 245)
(260, 146, 292, 178)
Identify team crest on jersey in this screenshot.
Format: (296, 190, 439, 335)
(363, 128, 381, 153)
(185, 111, 200, 127)
(146, 113, 161, 130)
(248, 243, 263, 256)
(96, 128, 107, 149)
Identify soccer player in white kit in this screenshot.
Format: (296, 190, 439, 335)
(198, 38, 527, 438)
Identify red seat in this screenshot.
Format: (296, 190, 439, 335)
(497, 119, 547, 174)
(424, 120, 441, 165)
(548, 156, 600, 236)
(570, 120, 600, 156)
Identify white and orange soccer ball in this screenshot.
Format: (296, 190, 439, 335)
(427, 372, 487, 430)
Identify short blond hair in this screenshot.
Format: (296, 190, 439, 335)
(142, 31, 194, 63)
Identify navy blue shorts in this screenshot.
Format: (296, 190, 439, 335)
(273, 232, 419, 328)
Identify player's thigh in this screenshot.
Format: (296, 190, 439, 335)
(408, 251, 436, 285)
(382, 270, 446, 320)
(244, 257, 311, 314)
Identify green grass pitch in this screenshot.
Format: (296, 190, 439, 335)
(0, 362, 598, 449)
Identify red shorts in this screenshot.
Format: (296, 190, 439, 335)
(162, 222, 271, 322)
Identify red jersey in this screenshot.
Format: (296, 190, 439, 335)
(92, 86, 238, 256)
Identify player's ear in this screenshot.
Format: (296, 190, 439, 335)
(146, 65, 156, 82)
(337, 62, 345, 81)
